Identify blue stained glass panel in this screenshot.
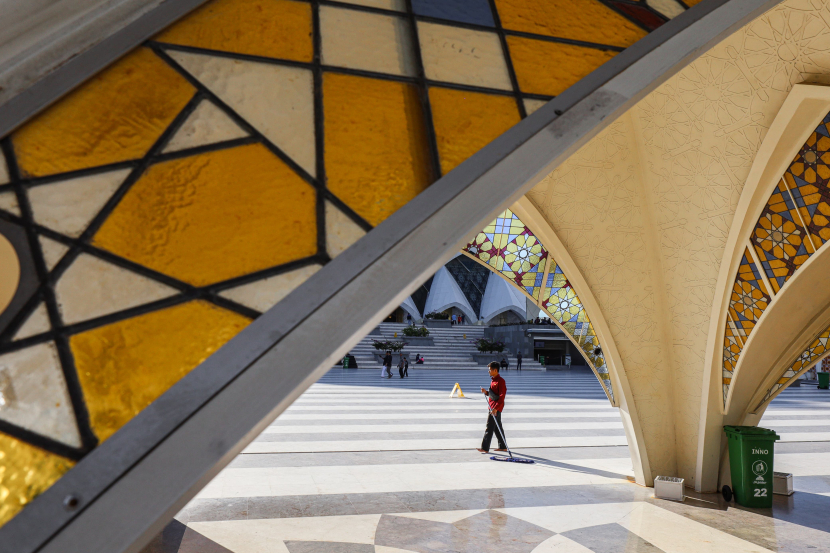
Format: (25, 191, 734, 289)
(412, 0, 495, 27)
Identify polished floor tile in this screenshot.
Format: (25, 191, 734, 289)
(144, 370, 830, 553)
(561, 522, 665, 553)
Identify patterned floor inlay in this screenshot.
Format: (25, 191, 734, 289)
(374, 511, 553, 553)
(142, 370, 830, 553)
(562, 523, 664, 553)
(284, 541, 375, 553)
(177, 528, 235, 553)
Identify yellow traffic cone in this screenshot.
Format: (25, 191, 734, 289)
(449, 383, 465, 398)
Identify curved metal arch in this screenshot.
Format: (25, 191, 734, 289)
(0, 1, 780, 551)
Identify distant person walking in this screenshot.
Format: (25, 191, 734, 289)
(516, 351, 522, 371)
(477, 362, 507, 453)
(403, 356, 409, 377)
(398, 356, 406, 378)
(382, 350, 393, 378)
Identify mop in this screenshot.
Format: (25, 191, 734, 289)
(485, 389, 534, 464)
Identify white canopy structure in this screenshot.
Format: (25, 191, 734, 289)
(479, 272, 528, 324)
(422, 266, 478, 322)
(399, 296, 420, 320)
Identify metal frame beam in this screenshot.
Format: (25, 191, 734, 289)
(0, 0, 782, 551)
(0, 0, 212, 139)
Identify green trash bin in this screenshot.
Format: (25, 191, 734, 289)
(724, 426, 780, 508)
(819, 371, 829, 389)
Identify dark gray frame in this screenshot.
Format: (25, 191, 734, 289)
(0, 0, 212, 139)
(0, 0, 782, 551)
(0, 218, 40, 336)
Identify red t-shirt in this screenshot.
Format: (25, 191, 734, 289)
(488, 374, 506, 412)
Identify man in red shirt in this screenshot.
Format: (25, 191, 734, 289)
(477, 361, 507, 453)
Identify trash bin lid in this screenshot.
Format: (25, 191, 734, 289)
(724, 425, 780, 440)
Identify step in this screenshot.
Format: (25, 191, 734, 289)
(345, 323, 542, 371)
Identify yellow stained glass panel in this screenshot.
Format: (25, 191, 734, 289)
(93, 143, 318, 286)
(0, 433, 73, 526)
(324, 73, 431, 226)
(429, 87, 520, 175)
(155, 0, 313, 62)
(495, 0, 647, 48)
(507, 36, 616, 97)
(13, 48, 195, 177)
(71, 301, 251, 442)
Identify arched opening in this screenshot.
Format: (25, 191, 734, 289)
(483, 307, 525, 326)
(461, 208, 617, 403)
(726, 248, 830, 424)
(697, 84, 830, 491)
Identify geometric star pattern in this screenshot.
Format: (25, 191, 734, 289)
(722, 320, 743, 406)
(541, 264, 586, 327)
(784, 111, 830, 248)
(727, 248, 770, 346)
(751, 181, 813, 293)
(464, 209, 548, 300)
(724, 109, 830, 408)
(374, 510, 553, 553)
(0, 0, 677, 527)
(539, 263, 614, 402)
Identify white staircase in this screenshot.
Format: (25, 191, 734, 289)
(342, 322, 545, 370)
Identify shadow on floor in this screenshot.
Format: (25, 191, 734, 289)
(495, 451, 635, 482)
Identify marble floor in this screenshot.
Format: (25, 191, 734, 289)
(143, 370, 830, 553)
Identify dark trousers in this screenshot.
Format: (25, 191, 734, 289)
(481, 411, 507, 451)
(517, 359, 522, 370)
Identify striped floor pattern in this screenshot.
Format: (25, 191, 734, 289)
(242, 368, 623, 454)
(160, 370, 830, 553)
(186, 368, 637, 515)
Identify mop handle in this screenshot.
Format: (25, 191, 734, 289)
(485, 388, 512, 459)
